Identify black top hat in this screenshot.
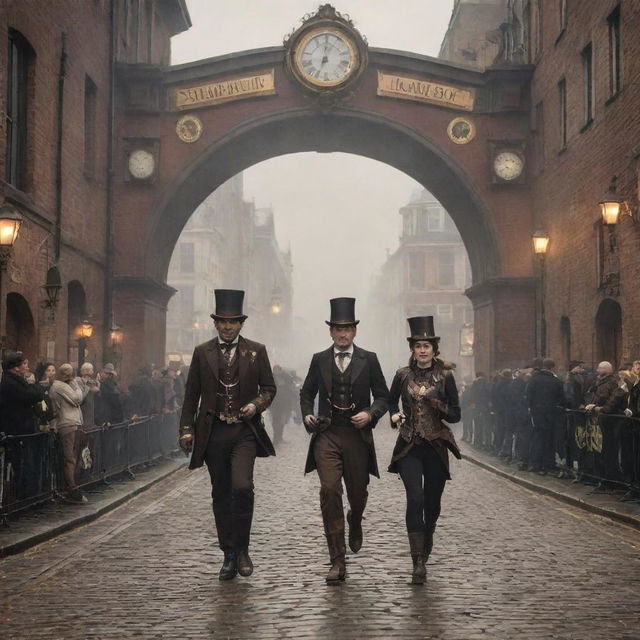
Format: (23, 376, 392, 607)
(2, 350, 25, 371)
(325, 297, 359, 326)
(406, 316, 440, 342)
(210, 289, 248, 321)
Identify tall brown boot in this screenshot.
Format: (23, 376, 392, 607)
(408, 531, 426, 585)
(325, 533, 346, 584)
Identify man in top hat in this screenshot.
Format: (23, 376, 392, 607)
(179, 289, 277, 581)
(300, 297, 388, 584)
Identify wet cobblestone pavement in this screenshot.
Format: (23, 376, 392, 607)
(1, 424, 640, 639)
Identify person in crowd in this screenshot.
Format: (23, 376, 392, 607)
(98, 363, 124, 425)
(510, 367, 531, 470)
(469, 372, 490, 448)
(388, 316, 461, 585)
(161, 367, 177, 412)
(584, 362, 618, 412)
(622, 360, 640, 498)
(460, 376, 474, 443)
(48, 363, 87, 504)
(0, 351, 44, 435)
(128, 365, 157, 417)
(491, 369, 513, 459)
(35, 362, 57, 430)
(151, 368, 166, 414)
(526, 358, 565, 475)
(75, 362, 99, 427)
(270, 364, 296, 446)
(300, 297, 388, 585)
(561, 360, 586, 478)
(179, 289, 277, 582)
(170, 362, 185, 407)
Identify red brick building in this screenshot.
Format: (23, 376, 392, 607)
(0, 1, 189, 370)
(441, 0, 640, 370)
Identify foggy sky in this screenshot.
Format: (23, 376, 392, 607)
(171, 1, 455, 352)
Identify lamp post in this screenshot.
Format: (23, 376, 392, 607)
(109, 322, 123, 368)
(42, 265, 63, 312)
(0, 204, 23, 354)
(532, 230, 549, 357)
(76, 317, 94, 366)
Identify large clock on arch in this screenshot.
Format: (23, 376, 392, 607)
(284, 4, 368, 96)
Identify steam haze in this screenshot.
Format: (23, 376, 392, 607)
(171, 1, 457, 366)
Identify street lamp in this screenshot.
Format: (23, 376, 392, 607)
(42, 265, 63, 310)
(77, 318, 94, 339)
(532, 230, 549, 357)
(109, 323, 123, 347)
(532, 230, 550, 257)
(0, 203, 23, 354)
(598, 177, 635, 226)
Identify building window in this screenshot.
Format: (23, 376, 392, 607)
(5, 30, 34, 190)
(438, 252, 456, 287)
(180, 286, 194, 311)
(532, 101, 545, 174)
(427, 209, 444, 232)
(83, 76, 97, 177)
(582, 43, 594, 126)
(437, 304, 453, 321)
(558, 78, 567, 150)
(180, 242, 195, 273)
(408, 253, 426, 289)
(608, 5, 622, 98)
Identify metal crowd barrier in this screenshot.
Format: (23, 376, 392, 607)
(0, 411, 179, 524)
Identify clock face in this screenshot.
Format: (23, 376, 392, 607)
(128, 149, 155, 180)
(493, 151, 524, 181)
(294, 28, 357, 87)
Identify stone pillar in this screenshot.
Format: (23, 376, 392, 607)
(466, 277, 536, 374)
(112, 276, 176, 385)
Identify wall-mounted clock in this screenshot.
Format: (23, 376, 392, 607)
(490, 141, 526, 184)
(284, 5, 368, 96)
(124, 138, 159, 183)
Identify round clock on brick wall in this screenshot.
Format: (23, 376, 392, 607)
(493, 150, 525, 182)
(127, 149, 156, 180)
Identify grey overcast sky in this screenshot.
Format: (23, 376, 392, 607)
(171, 1, 455, 348)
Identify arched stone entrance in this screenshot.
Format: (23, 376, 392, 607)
(112, 17, 537, 377)
(595, 299, 622, 368)
(5, 292, 35, 358)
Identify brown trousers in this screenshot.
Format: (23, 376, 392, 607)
(313, 424, 370, 536)
(58, 427, 78, 490)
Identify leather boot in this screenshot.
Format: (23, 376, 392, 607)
(325, 533, 346, 584)
(408, 532, 426, 585)
(219, 551, 238, 581)
(237, 549, 253, 577)
(346, 510, 363, 553)
(424, 523, 435, 559)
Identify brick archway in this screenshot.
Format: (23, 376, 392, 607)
(113, 46, 536, 377)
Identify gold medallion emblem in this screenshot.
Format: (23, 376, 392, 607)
(176, 114, 203, 143)
(447, 117, 476, 145)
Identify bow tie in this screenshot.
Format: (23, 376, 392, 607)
(336, 352, 351, 359)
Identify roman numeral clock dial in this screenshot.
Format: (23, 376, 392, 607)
(285, 7, 367, 97)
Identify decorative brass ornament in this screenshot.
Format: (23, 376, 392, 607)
(447, 117, 476, 145)
(176, 114, 203, 143)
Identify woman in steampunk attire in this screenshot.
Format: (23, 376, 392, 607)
(388, 316, 461, 584)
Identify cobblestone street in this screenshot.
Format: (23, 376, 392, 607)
(1, 424, 640, 640)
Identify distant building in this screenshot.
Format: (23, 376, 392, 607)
(439, 0, 508, 69)
(166, 175, 293, 364)
(369, 189, 474, 380)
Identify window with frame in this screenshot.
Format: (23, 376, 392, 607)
(408, 253, 426, 289)
(608, 5, 622, 98)
(427, 209, 444, 232)
(84, 76, 97, 177)
(582, 43, 594, 126)
(558, 78, 567, 149)
(438, 251, 456, 287)
(180, 242, 195, 273)
(5, 30, 34, 190)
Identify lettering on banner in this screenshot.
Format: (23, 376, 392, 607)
(172, 70, 276, 110)
(377, 71, 475, 112)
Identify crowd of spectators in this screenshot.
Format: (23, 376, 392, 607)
(460, 357, 640, 497)
(0, 351, 186, 503)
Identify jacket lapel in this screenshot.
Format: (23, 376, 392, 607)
(205, 338, 220, 381)
(319, 347, 334, 396)
(349, 346, 367, 384)
(238, 336, 250, 383)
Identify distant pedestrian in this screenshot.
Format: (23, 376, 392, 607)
(75, 362, 100, 427)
